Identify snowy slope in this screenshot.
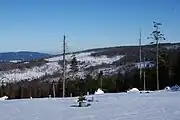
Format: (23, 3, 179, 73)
(0, 91, 180, 120)
(0, 62, 61, 82)
(45, 52, 123, 66)
(0, 52, 124, 82)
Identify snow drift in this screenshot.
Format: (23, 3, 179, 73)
(170, 85, 180, 91)
(0, 96, 8, 100)
(164, 86, 171, 91)
(164, 85, 180, 92)
(127, 88, 140, 93)
(94, 88, 104, 95)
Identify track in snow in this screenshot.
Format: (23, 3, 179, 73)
(0, 91, 180, 120)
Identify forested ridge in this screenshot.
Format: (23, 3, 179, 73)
(1, 50, 180, 99)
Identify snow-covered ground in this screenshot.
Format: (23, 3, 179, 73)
(0, 52, 124, 82)
(134, 61, 155, 69)
(0, 62, 61, 82)
(0, 91, 180, 120)
(46, 52, 124, 67)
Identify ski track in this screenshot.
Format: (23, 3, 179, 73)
(0, 91, 180, 120)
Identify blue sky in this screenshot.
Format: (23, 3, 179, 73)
(0, 0, 180, 53)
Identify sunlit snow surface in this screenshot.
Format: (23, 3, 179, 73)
(0, 91, 180, 120)
(46, 52, 123, 66)
(0, 62, 61, 82)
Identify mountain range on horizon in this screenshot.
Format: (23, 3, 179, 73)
(0, 42, 180, 62)
(0, 51, 51, 62)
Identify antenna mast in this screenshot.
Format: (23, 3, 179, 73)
(62, 35, 66, 97)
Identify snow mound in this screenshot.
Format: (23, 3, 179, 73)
(127, 88, 140, 93)
(0, 96, 8, 100)
(94, 88, 104, 95)
(164, 86, 171, 91)
(163, 85, 180, 92)
(170, 85, 180, 91)
(139, 90, 153, 94)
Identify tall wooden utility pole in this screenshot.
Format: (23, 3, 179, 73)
(52, 80, 56, 98)
(139, 29, 142, 84)
(143, 55, 146, 91)
(62, 35, 66, 98)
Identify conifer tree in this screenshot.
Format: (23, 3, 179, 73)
(70, 54, 79, 79)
